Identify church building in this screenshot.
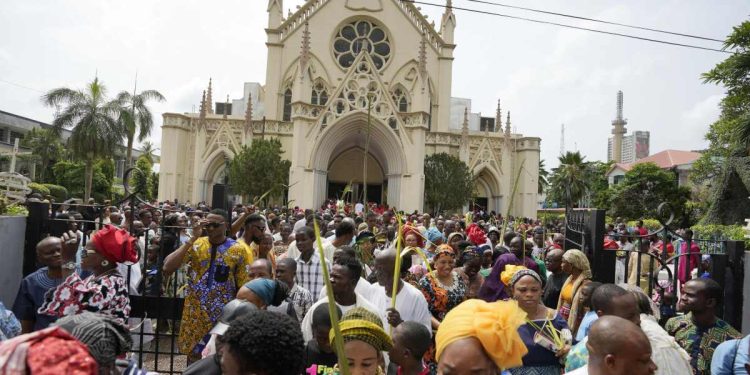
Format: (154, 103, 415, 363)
(158, 0, 540, 216)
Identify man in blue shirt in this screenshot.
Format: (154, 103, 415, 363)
(711, 335, 749, 375)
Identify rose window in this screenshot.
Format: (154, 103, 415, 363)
(333, 20, 391, 70)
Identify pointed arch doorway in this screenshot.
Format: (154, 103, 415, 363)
(328, 147, 386, 204)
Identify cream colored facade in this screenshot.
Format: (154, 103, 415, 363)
(159, 0, 540, 216)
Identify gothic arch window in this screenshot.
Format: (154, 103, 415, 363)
(282, 88, 292, 121)
(391, 86, 409, 112)
(333, 20, 391, 70)
(311, 81, 329, 106)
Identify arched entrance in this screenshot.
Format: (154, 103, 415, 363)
(328, 147, 386, 204)
(473, 165, 502, 213)
(309, 112, 406, 208)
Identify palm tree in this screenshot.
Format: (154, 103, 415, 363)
(550, 151, 589, 207)
(116, 89, 165, 167)
(139, 140, 157, 165)
(42, 77, 124, 201)
(21, 128, 62, 182)
(538, 159, 550, 194)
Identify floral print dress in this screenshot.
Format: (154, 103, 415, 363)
(38, 271, 130, 326)
(418, 271, 467, 374)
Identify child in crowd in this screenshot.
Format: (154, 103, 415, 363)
(304, 304, 342, 369)
(389, 321, 432, 375)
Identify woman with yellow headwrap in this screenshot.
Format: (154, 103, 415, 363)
(331, 307, 393, 375)
(436, 299, 528, 374)
(555, 249, 592, 337)
(417, 244, 468, 372)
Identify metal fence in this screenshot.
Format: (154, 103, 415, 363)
(565, 204, 745, 330)
(24, 168, 186, 373)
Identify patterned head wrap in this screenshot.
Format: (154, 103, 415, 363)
(331, 307, 393, 352)
(508, 268, 542, 288)
(436, 300, 528, 370)
(91, 224, 137, 263)
(53, 312, 132, 367)
(434, 244, 455, 261)
(425, 227, 444, 245)
(500, 265, 527, 287)
(402, 225, 424, 248)
(562, 249, 593, 278)
(0, 326, 98, 374)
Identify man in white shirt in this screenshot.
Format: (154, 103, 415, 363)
(370, 248, 432, 334)
(300, 257, 378, 341)
(566, 315, 656, 375)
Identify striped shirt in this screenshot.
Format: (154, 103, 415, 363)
(295, 252, 328, 299)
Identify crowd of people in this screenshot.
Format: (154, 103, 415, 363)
(0, 198, 747, 374)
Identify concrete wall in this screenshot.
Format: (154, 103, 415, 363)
(0, 216, 26, 308)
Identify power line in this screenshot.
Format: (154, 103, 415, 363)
(0, 78, 45, 93)
(407, 0, 731, 54)
(463, 0, 725, 43)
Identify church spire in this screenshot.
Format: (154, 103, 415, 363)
(300, 22, 311, 81)
(495, 99, 502, 132)
(206, 78, 214, 114)
(459, 107, 470, 163)
(267, 0, 283, 28)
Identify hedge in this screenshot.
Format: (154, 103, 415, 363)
(42, 184, 68, 202)
(691, 224, 750, 248)
(28, 183, 50, 197)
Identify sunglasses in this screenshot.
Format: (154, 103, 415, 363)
(82, 249, 97, 258)
(203, 222, 224, 229)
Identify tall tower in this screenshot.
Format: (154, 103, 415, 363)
(611, 90, 627, 163)
(560, 124, 565, 156)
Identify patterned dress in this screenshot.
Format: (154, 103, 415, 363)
(178, 237, 249, 358)
(38, 271, 130, 326)
(510, 310, 570, 375)
(665, 313, 741, 375)
(418, 271, 467, 374)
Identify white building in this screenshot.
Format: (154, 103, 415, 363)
(158, 0, 541, 215)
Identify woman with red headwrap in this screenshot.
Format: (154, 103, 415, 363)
(38, 225, 137, 326)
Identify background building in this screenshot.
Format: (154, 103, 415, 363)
(608, 130, 650, 164)
(159, 0, 541, 216)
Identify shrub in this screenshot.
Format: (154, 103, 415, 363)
(42, 184, 68, 202)
(0, 196, 28, 217)
(28, 182, 50, 197)
(691, 224, 750, 248)
(626, 219, 662, 231)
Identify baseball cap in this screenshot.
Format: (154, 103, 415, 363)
(209, 299, 258, 335)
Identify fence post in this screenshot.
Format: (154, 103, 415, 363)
(723, 240, 745, 333)
(589, 209, 612, 283)
(23, 201, 48, 277)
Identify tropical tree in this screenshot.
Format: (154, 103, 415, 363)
(116, 89, 165, 167)
(695, 20, 750, 224)
(423, 153, 474, 214)
(131, 155, 153, 200)
(21, 128, 63, 182)
(608, 163, 692, 226)
(548, 151, 589, 207)
(228, 139, 291, 204)
(42, 77, 124, 201)
(538, 159, 550, 194)
(139, 140, 157, 165)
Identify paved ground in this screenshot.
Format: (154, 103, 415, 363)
(129, 335, 187, 374)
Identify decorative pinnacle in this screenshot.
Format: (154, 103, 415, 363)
(223, 95, 230, 119)
(245, 93, 253, 128)
(206, 78, 214, 114)
(495, 99, 502, 132)
(505, 111, 511, 135)
(418, 32, 427, 93)
(301, 22, 311, 64)
(462, 107, 468, 130)
(199, 90, 207, 125)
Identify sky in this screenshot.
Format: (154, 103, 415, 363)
(0, 0, 747, 168)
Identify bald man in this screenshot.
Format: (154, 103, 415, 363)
(13, 237, 67, 332)
(565, 316, 656, 375)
